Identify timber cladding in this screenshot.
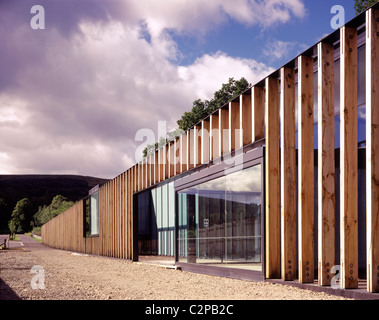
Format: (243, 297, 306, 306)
(41, 5, 379, 294)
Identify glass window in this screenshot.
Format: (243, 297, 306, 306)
(84, 186, 100, 237)
(177, 164, 262, 271)
(137, 182, 175, 256)
(89, 189, 100, 236)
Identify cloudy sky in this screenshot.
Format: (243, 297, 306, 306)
(0, 0, 355, 179)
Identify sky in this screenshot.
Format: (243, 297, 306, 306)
(0, 0, 356, 179)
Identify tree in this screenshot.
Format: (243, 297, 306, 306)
(33, 195, 74, 227)
(354, 0, 378, 14)
(8, 198, 33, 233)
(142, 77, 250, 158)
(177, 77, 250, 131)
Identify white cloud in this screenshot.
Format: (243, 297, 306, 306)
(262, 38, 308, 62)
(124, 0, 306, 37)
(0, 0, 305, 178)
(178, 51, 274, 99)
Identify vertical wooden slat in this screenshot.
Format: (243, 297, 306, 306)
(229, 101, 241, 152)
(318, 41, 335, 286)
(280, 67, 296, 281)
(154, 150, 159, 185)
(298, 55, 315, 284)
(180, 133, 188, 173)
(175, 137, 180, 176)
(169, 141, 175, 178)
(253, 86, 265, 142)
(147, 155, 152, 188)
(366, 7, 379, 293)
(340, 26, 358, 289)
(188, 128, 195, 170)
(265, 77, 281, 279)
(158, 147, 164, 182)
(164, 144, 169, 180)
(202, 120, 210, 164)
(240, 91, 252, 146)
(194, 125, 202, 167)
(210, 113, 219, 161)
(219, 107, 229, 157)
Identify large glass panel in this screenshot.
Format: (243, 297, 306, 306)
(137, 182, 175, 256)
(89, 190, 99, 236)
(177, 164, 262, 271)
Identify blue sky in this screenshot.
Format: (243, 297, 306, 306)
(0, 0, 360, 178)
(171, 1, 356, 68)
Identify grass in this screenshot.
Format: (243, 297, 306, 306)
(26, 232, 42, 242)
(9, 234, 19, 241)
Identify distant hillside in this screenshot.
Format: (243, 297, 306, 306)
(0, 175, 109, 233)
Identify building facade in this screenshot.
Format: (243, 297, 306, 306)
(42, 5, 379, 294)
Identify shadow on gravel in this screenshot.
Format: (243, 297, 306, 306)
(0, 278, 21, 300)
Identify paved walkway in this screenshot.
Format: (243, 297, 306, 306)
(0, 234, 49, 251)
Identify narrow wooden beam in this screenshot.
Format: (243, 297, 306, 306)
(253, 86, 265, 141)
(280, 67, 296, 281)
(366, 7, 379, 293)
(164, 144, 169, 180)
(265, 77, 280, 279)
(210, 114, 219, 161)
(229, 101, 241, 152)
(188, 128, 195, 170)
(154, 150, 159, 185)
(219, 107, 229, 157)
(138, 162, 142, 192)
(147, 155, 151, 188)
(340, 26, 358, 289)
(202, 120, 210, 164)
(194, 125, 202, 167)
(298, 55, 315, 284)
(174, 137, 180, 176)
(168, 141, 175, 178)
(180, 133, 188, 173)
(240, 92, 252, 146)
(317, 41, 335, 286)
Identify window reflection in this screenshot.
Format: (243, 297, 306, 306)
(178, 165, 262, 271)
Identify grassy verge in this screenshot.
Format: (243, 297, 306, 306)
(25, 232, 42, 242)
(9, 234, 19, 241)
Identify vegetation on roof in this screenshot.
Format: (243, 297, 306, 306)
(142, 77, 250, 158)
(354, 0, 378, 14)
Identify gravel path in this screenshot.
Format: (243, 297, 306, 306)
(0, 235, 349, 300)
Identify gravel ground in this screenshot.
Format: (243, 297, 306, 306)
(0, 235, 349, 300)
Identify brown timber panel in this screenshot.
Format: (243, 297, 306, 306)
(219, 108, 229, 157)
(180, 133, 188, 173)
(318, 41, 336, 286)
(154, 150, 159, 185)
(210, 114, 219, 161)
(253, 86, 265, 141)
(194, 125, 202, 168)
(280, 67, 296, 281)
(187, 128, 195, 170)
(265, 77, 280, 279)
(175, 137, 180, 176)
(229, 101, 241, 152)
(366, 8, 379, 293)
(202, 120, 210, 164)
(340, 26, 358, 289)
(298, 55, 315, 283)
(240, 91, 252, 146)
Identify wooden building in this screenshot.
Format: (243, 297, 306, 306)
(42, 5, 379, 294)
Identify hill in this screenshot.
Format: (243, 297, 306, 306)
(0, 175, 109, 233)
